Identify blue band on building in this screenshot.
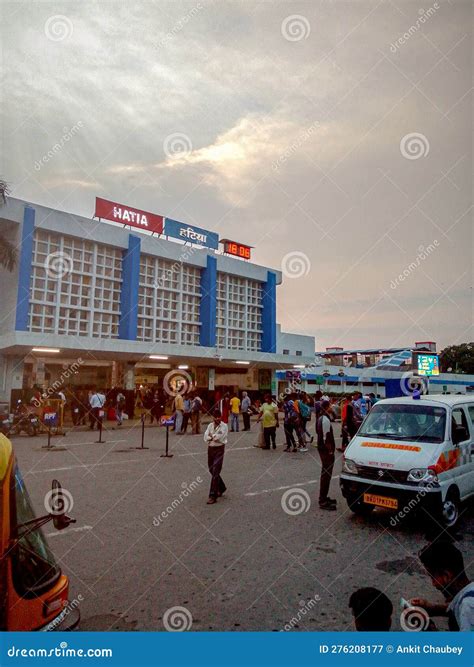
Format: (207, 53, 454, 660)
(15, 206, 35, 331)
(119, 234, 141, 340)
(261, 271, 277, 353)
(199, 254, 217, 347)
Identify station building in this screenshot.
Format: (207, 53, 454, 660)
(0, 197, 315, 405)
(276, 342, 474, 398)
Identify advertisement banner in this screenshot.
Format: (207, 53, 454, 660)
(165, 218, 219, 249)
(94, 197, 164, 235)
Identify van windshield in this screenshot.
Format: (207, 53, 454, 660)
(10, 464, 61, 597)
(358, 403, 446, 443)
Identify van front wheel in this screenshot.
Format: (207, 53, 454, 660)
(442, 490, 460, 528)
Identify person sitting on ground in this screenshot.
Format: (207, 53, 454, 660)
(412, 540, 474, 631)
(349, 587, 393, 631)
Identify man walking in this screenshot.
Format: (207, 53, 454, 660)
(173, 392, 184, 434)
(316, 400, 337, 510)
(241, 391, 251, 431)
(182, 395, 192, 433)
(204, 410, 228, 504)
(115, 389, 126, 427)
(190, 392, 202, 434)
(89, 388, 106, 431)
(229, 391, 241, 432)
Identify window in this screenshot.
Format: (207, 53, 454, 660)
(137, 256, 201, 346)
(28, 231, 121, 337)
(216, 273, 263, 351)
(468, 405, 474, 425)
(283, 349, 289, 355)
(10, 465, 61, 597)
(359, 404, 447, 444)
(296, 351, 302, 356)
(452, 407, 470, 444)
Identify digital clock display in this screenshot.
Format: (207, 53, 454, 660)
(224, 241, 251, 260)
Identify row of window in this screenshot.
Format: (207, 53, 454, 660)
(27, 233, 268, 351)
(216, 273, 263, 351)
(136, 256, 202, 346)
(29, 231, 122, 338)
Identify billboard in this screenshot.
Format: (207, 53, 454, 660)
(94, 197, 164, 235)
(164, 218, 219, 250)
(416, 353, 440, 376)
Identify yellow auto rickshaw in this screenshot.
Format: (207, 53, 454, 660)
(0, 433, 79, 630)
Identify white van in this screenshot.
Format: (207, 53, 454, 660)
(340, 395, 474, 527)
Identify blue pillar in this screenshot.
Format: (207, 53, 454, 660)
(15, 206, 35, 331)
(199, 254, 217, 347)
(118, 234, 141, 340)
(261, 271, 277, 353)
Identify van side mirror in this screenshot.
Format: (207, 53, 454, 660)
(51, 479, 76, 531)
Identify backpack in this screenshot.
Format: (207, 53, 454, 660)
(298, 401, 311, 419)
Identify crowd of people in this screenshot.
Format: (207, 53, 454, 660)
(199, 390, 378, 510)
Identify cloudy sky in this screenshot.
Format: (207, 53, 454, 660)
(1, 0, 472, 352)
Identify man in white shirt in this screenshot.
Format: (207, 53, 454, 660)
(204, 410, 228, 504)
(89, 389, 106, 431)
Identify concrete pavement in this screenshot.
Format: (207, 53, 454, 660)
(11, 418, 473, 631)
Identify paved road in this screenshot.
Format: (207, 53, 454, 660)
(11, 418, 473, 632)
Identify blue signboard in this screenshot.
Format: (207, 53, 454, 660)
(164, 218, 219, 249)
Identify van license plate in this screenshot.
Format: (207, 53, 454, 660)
(363, 493, 398, 509)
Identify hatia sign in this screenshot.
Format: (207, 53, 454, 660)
(164, 218, 219, 250)
(94, 197, 164, 235)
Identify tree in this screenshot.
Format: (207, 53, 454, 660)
(439, 343, 474, 374)
(0, 178, 17, 271)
